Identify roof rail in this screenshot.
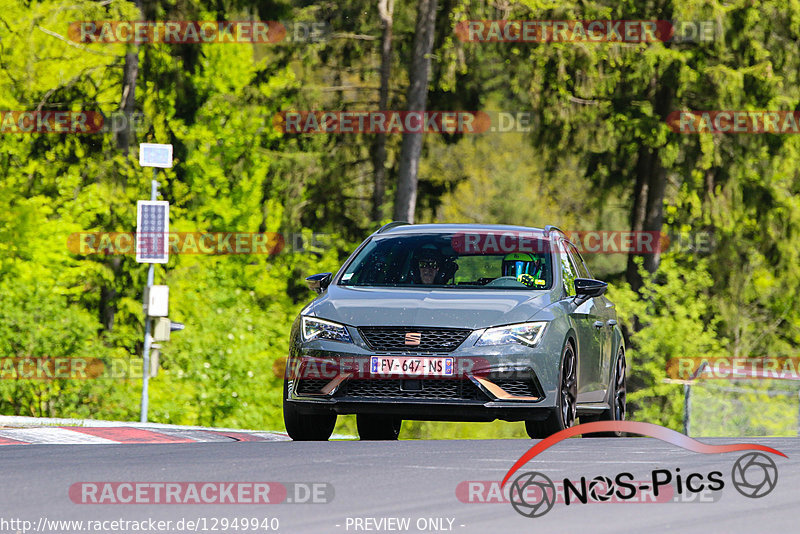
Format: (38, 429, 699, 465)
(544, 225, 566, 237)
(376, 221, 410, 234)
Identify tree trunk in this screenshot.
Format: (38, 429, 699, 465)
(371, 0, 394, 223)
(115, 0, 142, 153)
(642, 163, 667, 274)
(115, 50, 139, 153)
(625, 147, 668, 292)
(102, 0, 142, 332)
(99, 260, 121, 332)
(625, 146, 652, 292)
(625, 74, 674, 292)
(393, 0, 437, 223)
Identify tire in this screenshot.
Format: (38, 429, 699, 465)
(283, 383, 336, 441)
(357, 414, 402, 440)
(525, 341, 577, 439)
(583, 347, 626, 437)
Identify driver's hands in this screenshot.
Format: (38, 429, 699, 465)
(517, 273, 536, 287)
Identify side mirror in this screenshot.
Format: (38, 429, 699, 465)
(305, 272, 332, 295)
(574, 278, 608, 298)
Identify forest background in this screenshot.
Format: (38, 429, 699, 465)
(2, 0, 798, 437)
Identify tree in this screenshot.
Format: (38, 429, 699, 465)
(371, 0, 395, 222)
(393, 0, 438, 223)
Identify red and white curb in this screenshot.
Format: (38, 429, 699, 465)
(0, 416, 289, 445)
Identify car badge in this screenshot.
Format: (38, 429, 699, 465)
(404, 332, 422, 346)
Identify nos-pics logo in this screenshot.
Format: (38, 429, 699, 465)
(503, 421, 784, 518)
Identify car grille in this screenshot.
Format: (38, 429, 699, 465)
(338, 379, 486, 401)
(295, 379, 330, 395)
(491, 379, 539, 397)
(358, 327, 472, 352)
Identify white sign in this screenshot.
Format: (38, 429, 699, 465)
(136, 200, 170, 263)
(139, 143, 173, 168)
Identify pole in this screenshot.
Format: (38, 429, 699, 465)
(683, 361, 708, 436)
(683, 383, 692, 436)
(140, 169, 158, 422)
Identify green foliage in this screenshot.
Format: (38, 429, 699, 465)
(608, 256, 728, 430)
(1, 0, 799, 438)
(690, 381, 800, 437)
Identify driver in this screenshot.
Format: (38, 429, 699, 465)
(415, 250, 441, 284)
(501, 252, 544, 287)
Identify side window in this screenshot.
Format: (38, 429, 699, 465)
(567, 243, 591, 279)
(559, 242, 577, 297)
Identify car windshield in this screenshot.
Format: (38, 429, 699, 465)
(339, 232, 553, 290)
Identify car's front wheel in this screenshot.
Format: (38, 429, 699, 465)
(525, 340, 577, 439)
(357, 414, 402, 440)
(283, 393, 337, 441)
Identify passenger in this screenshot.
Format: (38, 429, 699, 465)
(501, 252, 544, 287)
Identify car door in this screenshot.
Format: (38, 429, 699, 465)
(574, 245, 617, 400)
(560, 241, 606, 403)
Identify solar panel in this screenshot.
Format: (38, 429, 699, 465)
(136, 200, 170, 263)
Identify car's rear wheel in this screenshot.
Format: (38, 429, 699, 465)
(525, 341, 577, 439)
(357, 414, 402, 440)
(582, 347, 626, 437)
(283, 383, 337, 441)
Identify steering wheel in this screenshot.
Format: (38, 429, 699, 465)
(484, 276, 527, 288)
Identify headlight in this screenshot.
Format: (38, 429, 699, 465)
(301, 316, 353, 343)
(474, 322, 547, 347)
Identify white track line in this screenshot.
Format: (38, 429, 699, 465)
(0, 427, 118, 444)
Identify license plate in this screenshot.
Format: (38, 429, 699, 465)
(370, 356, 454, 377)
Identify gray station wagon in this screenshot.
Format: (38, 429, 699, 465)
(283, 223, 626, 440)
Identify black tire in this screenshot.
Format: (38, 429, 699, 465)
(525, 341, 577, 439)
(357, 414, 402, 440)
(582, 347, 626, 437)
(283, 384, 336, 441)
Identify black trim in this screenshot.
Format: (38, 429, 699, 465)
(376, 221, 410, 234)
(286, 398, 553, 422)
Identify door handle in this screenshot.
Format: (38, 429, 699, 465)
(593, 321, 604, 329)
(607, 320, 617, 327)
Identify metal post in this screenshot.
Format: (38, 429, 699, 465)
(140, 170, 159, 422)
(682, 361, 708, 436)
(683, 382, 691, 436)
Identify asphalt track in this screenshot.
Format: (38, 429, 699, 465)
(1, 437, 797, 534)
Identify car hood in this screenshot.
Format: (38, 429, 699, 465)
(305, 285, 553, 329)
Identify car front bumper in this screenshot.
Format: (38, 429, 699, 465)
(284, 325, 564, 422)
